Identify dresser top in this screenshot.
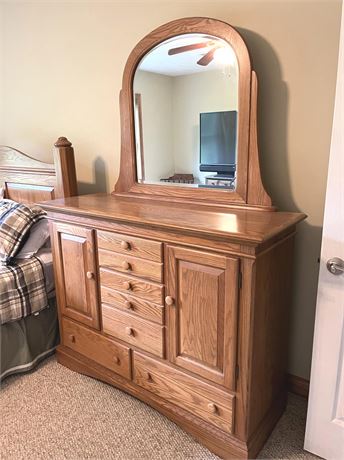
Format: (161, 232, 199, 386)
(42, 193, 306, 244)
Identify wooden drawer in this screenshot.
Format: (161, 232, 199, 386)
(101, 286, 164, 324)
(102, 304, 165, 358)
(133, 353, 234, 434)
(98, 248, 163, 283)
(100, 268, 164, 305)
(97, 230, 162, 262)
(62, 317, 131, 379)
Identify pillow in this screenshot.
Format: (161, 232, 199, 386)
(15, 218, 50, 259)
(0, 201, 46, 264)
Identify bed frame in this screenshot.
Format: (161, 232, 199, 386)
(0, 137, 77, 203)
(0, 137, 77, 383)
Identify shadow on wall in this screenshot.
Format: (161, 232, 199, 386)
(238, 28, 323, 378)
(78, 156, 108, 195)
(289, 221, 322, 377)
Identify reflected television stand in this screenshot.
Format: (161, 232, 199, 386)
(202, 173, 236, 189)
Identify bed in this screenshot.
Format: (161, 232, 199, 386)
(0, 137, 77, 381)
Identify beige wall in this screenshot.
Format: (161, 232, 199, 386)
(135, 68, 237, 183)
(1, 0, 342, 379)
(172, 68, 238, 182)
(134, 70, 174, 182)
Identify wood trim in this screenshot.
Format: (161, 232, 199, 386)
(235, 257, 256, 440)
(134, 93, 145, 182)
(247, 72, 272, 207)
(42, 194, 305, 246)
(121, 182, 247, 206)
(287, 374, 309, 398)
(113, 17, 273, 208)
(44, 208, 305, 263)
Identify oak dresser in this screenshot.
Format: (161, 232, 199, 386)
(42, 18, 306, 459)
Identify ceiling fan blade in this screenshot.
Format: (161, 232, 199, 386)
(197, 47, 217, 66)
(168, 42, 212, 56)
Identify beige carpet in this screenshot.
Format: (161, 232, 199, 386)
(0, 356, 320, 459)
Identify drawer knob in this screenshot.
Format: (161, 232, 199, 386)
(125, 300, 133, 310)
(146, 372, 153, 382)
(122, 261, 131, 270)
(126, 327, 134, 336)
(114, 356, 120, 365)
(121, 241, 130, 250)
(69, 334, 76, 343)
(165, 296, 174, 306)
(123, 281, 132, 290)
(86, 271, 94, 280)
(208, 403, 218, 414)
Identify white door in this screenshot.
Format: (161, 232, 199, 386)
(304, 5, 344, 459)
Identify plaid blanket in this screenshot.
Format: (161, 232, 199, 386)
(0, 199, 46, 264)
(0, 256, 48, 325)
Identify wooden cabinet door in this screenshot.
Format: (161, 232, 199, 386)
(166, 245, 239, 390)
(51, 222, 100, 329)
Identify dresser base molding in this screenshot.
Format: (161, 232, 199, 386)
(57, 345, 286, 459)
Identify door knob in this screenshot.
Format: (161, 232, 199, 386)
(122, 261, 131, 270)
(207, 403, 218, 414)
(121, 241, 130, 250)
(126, 327, 134, 336)
(146, 372, 153, 382)
(165, 296, 174, 306)
(326, 257, 344, 275)
(86, 271, 94, 279)
(123, 281, 132, 290)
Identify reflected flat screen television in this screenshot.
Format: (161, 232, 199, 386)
(199, 110, 237, 176)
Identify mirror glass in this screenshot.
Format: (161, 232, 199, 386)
(133, 33, 239, 190)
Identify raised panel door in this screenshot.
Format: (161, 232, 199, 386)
(166, 245, 239, 389)
(51, 222, 100, 329)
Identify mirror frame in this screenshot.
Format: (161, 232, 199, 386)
(114, 17, 272, 210)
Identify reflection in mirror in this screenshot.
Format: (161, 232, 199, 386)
(133, 34, 239, 190)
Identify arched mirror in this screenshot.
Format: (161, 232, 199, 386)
(133, 34, 239, 190)
(115, 18, 271, 209)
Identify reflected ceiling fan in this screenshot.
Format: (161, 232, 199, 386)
(167, 40, 223, 66)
